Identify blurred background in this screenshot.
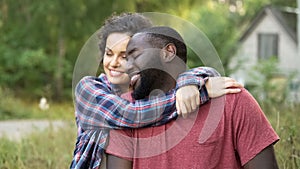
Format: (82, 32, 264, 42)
(0, 0, 299, 168)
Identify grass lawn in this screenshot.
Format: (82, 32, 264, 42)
(0, 122, 76, 169)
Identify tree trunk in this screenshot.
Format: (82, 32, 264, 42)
(55, 29, 65, 101)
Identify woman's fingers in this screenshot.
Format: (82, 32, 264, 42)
(224, 77, 244, 88)
(224, 88, 241, 94)
(176, 98, 181, 115)
(176, 85, 199, 118)
(206, 77, 244, 98)
(180, 102, 189, 118)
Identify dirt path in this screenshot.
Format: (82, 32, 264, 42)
(0, 120, 68, 141)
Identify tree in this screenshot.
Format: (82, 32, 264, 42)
(0, 0, 116, 100)
(0, 0, 296, 101)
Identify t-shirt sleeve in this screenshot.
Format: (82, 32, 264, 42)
(232, 89, 280, 166)
(106, 129, 134, 161)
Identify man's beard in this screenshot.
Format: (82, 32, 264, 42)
(132, 69, 166, 100)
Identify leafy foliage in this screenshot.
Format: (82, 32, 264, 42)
(0, 0, 297, 101)
(247, 56, 299, 118)
(0, 0, 114, 100)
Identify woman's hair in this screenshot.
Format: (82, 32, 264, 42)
(97, 13, 153, 57)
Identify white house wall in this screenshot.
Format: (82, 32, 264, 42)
(232, 8, 299, 85)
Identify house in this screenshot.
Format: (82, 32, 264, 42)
(230, 5, 300, 102)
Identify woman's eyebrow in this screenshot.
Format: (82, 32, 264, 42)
(105, 47, 112, 51)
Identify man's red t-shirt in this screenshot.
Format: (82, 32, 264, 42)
(106, 89, 279, 169)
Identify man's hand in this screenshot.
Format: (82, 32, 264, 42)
(176, 85, 200, 118)
(206, 77, 243, 98)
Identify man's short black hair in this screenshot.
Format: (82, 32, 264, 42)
(137, 26, 187, 63)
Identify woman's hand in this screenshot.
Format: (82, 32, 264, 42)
(206, 77, 243, 98)
(176, 85, 200, 118)
(175, 77, 243, 118)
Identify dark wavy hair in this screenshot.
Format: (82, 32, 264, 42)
(97, 13, 153, 57)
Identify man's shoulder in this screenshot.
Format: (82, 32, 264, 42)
(205, 88, 262, 122)
(223, 88, 265, 121)
(224, 88, 256, 105)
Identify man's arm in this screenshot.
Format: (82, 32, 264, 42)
(244, 145, 279, 169)
(107, 155, 132, 169)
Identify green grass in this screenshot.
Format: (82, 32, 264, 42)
(0, 87, 77, 169)
(267, 104, 300, 169)
(0, 122, 76, 169)
(0, 87, 75, 121)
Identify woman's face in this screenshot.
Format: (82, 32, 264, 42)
(103, 33, 131, 87)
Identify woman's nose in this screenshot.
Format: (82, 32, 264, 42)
(110, 55, 120, 67)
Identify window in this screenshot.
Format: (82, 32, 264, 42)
(258, 33, 279, 60)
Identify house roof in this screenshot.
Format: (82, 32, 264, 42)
(240, 5, 297, 43)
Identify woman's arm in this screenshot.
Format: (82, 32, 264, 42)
(175, 67, 243, 117)
(76, 74, 177, 130)
(76, 67, 240, 130)
(76, 67, 214, 130)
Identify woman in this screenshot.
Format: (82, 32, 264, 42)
(71, 13, 242, 169)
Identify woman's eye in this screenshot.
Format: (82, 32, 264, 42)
(105, 51, 113, 56)
(121, 53, 127, 59)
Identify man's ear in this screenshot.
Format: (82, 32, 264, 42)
(161, 43, 176, 62)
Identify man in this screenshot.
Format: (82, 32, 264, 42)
(105, 26, 280, 168)
(71, 13, 246, 169)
